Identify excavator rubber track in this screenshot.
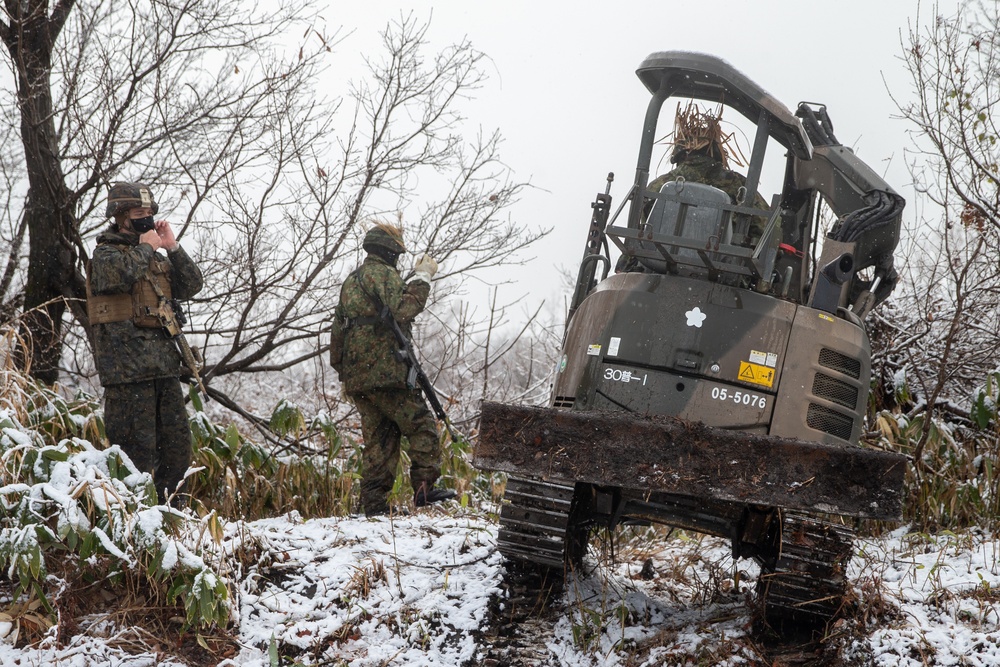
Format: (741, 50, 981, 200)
(497, 476, 585, 571)
(757, 511, 855, 624)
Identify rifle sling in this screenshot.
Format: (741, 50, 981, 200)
(348, 270, 397, 333)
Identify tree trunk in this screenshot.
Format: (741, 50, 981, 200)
(2, 0, 84, 384)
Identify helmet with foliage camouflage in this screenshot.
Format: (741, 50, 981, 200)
(668, 101, 742, 169)
(362, 222, 406, 255)
(105, 182, 159, 218)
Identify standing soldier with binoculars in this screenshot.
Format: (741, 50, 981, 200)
(87, 182, 204, 506)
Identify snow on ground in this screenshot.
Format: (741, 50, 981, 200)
(856, 528, 1000, 667)
(0, 508, 998, 666)
(228, 510, 502, 666)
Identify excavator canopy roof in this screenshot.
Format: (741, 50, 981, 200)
(637, 51, 813, 160)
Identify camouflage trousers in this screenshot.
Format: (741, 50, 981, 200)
(350, 388, 441, 516)
(104, 378, 193, 505)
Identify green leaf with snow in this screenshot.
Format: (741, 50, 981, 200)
(40, 448, 68, 462)
(269, 400, 305, 437)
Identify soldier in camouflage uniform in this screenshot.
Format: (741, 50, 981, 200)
(87, 182, 204, 505)
(336, 223, 455, 517)
(619, 102, 775, 273)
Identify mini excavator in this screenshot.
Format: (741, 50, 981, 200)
(474, 51, 906, 626)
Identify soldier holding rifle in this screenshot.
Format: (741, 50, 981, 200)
(87, 182, 204, 506)
(334, 223, 455, 517)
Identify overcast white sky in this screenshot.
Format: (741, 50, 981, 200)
(315, 0, 958, 317)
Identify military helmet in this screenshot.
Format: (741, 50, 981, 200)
(363, 223, 406, 255)
(105, 182, 159, 218)
(669, 101, 741, 169)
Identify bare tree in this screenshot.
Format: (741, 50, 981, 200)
(0, 126, 26, 324)
(0, 0, 329, 382)
(0, 3, 546, 406)
(872, 0, 1000, 465)
(870, 216, 1000, 434)
(0, 0, 78, 382)
(188, 16, 543, 396)
(417, 292, 562, 430)
(895, 0, 1000, 233)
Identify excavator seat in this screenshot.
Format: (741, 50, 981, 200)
(638, 180, 732, 275)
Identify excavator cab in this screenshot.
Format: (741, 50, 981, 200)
(475, 52, 906, 629)
(583, 52, 902, 318)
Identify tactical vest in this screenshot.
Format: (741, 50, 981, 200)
(87, 253, 173, 328)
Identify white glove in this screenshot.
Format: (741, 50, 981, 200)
(413, 253, 438, 284)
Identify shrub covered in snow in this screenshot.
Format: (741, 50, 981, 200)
(0, 370, 230, 641)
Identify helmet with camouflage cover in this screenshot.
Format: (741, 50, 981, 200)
(363, 222, 406, 255)
(105, 182, 159, 218)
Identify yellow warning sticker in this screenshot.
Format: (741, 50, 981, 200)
(818, 313, 835, 323)
(738, 361, 776, 388)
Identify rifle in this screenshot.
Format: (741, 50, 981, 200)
(374, 303, 460, 443)
(144, 270, 210, 401)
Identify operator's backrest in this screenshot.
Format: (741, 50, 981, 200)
(638, 180, 731, 274)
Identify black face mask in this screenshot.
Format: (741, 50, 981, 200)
(367, 244, 401, 267)
(131, 216, 156, 233)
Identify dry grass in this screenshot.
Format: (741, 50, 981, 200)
(0, 557, 241, 666)
(871, 403, 1000, 533)
(344, 558, 388, 600)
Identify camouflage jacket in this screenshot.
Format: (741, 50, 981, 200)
(338, 255, 430, 394)
(89, 229, 204, 386)
(648, 154, 772, 244)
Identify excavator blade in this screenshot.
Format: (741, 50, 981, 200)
(475, 401, 905, 521)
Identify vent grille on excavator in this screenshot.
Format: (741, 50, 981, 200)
(812, 373, 859, 410)
(553, 396, 576, 409)
(806, 403, 855, 441)
(807, 347, 865, 441)
(818, 348, 861, 379)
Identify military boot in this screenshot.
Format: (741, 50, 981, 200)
(361, 493, 390, 518)
(413, 481, 456, 507)
(364, 503, 390, 518)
